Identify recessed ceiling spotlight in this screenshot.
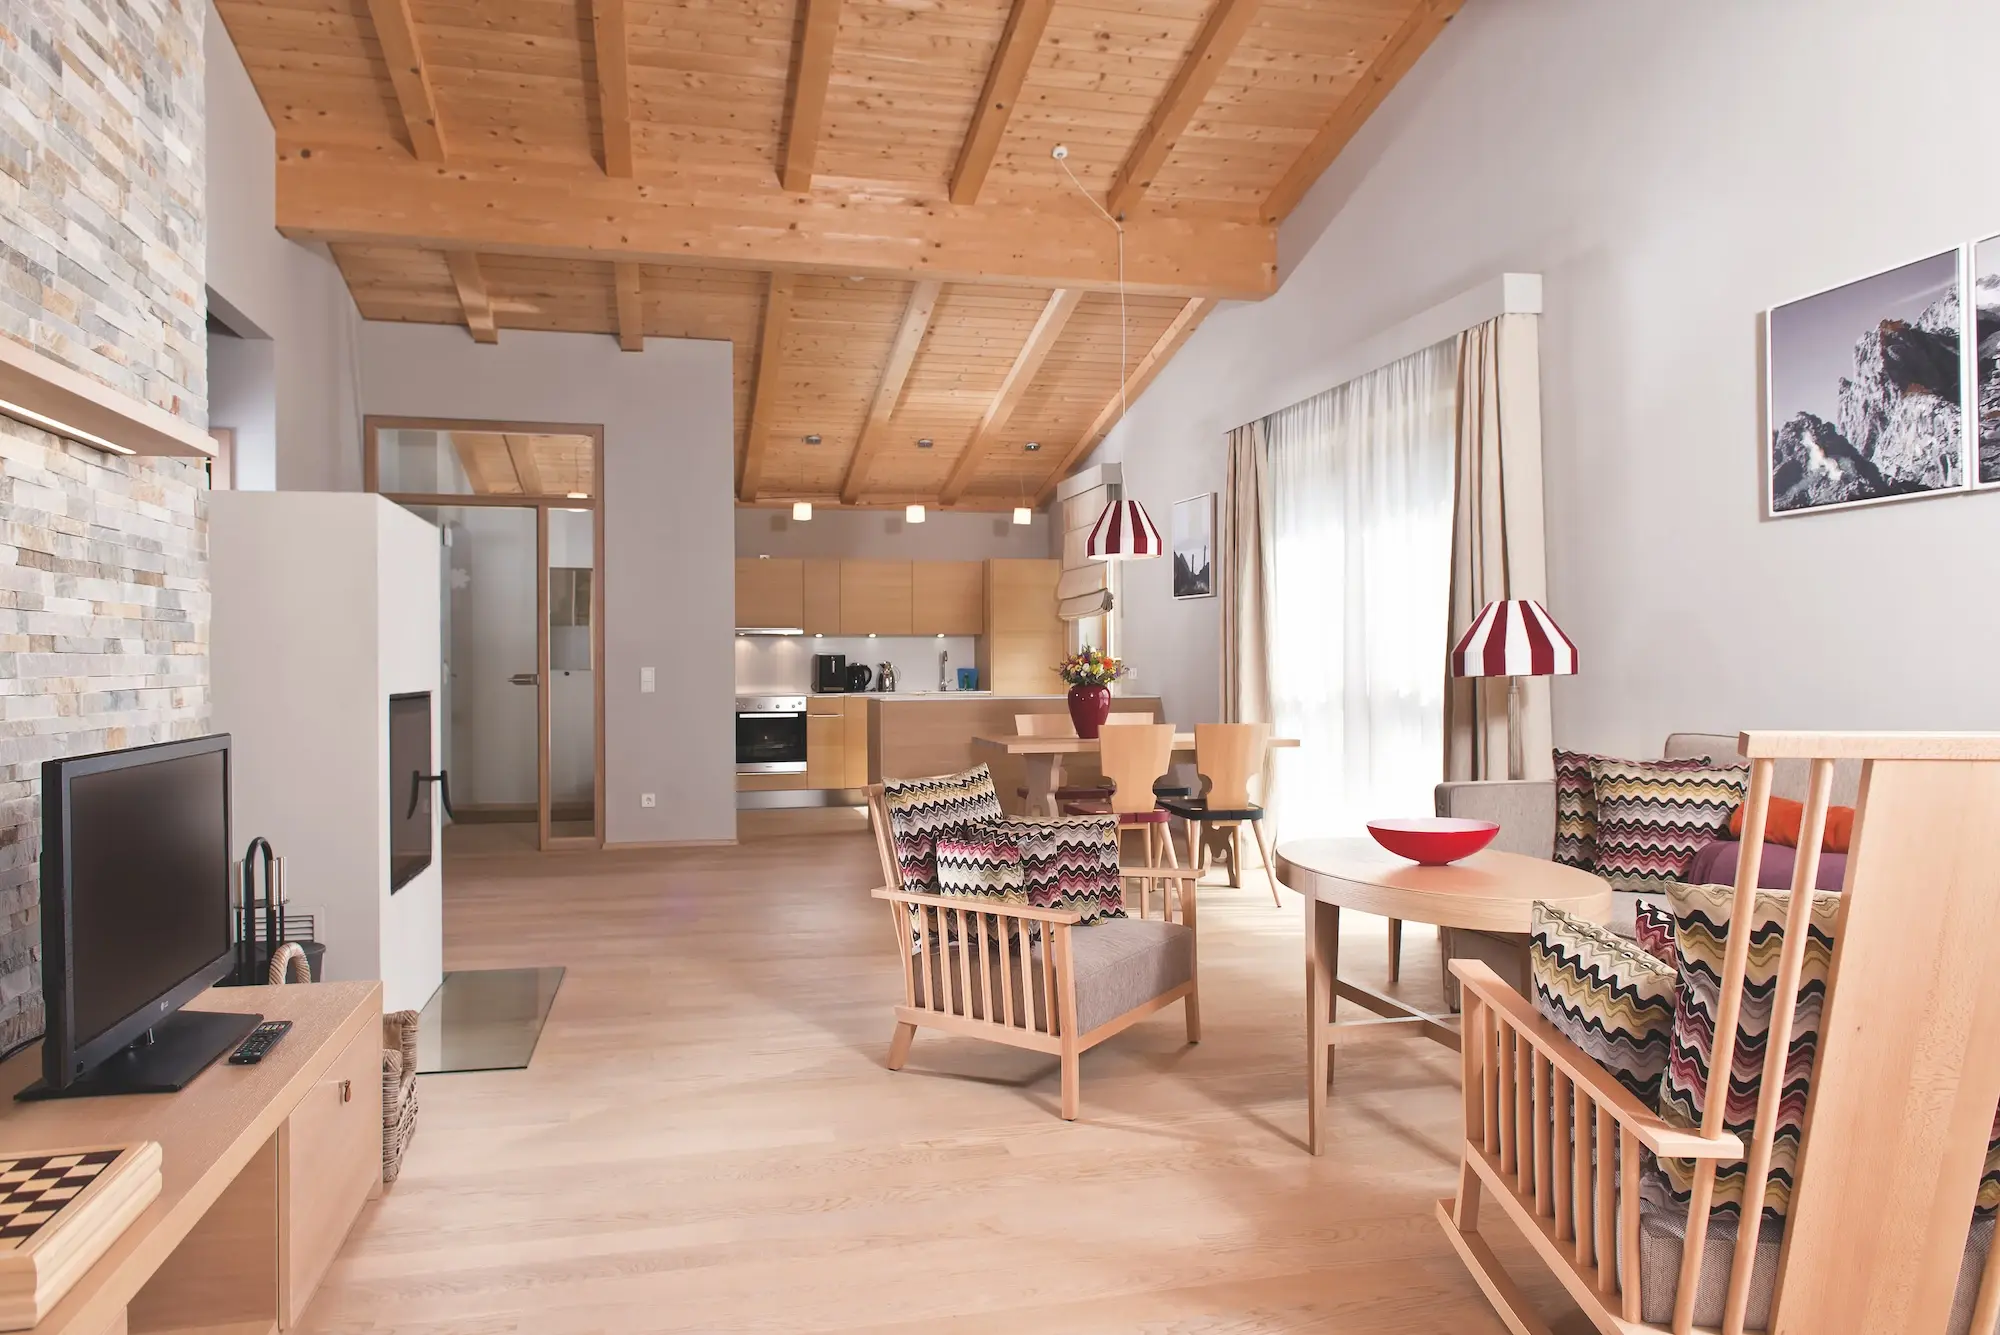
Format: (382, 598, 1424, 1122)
(906, 504, 926, 523)
(1024, 441, 1041, 452)
(1013, 506, 1033, 526)
(916, 438, 934, 449)
(566, 491, 588, 498)
(792, 501, 813, 521)
(802, 433, 821, 445)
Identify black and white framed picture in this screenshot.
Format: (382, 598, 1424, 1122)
(1767, 247, 1968, 516)
(1977, 234, 2000, 486)
(1171, 494, 1215, 599)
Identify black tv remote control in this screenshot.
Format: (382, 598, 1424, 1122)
(229, 1020, 293, 1065)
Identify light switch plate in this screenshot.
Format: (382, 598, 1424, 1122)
(640, 666, 656, 693)
(641, 792, 657, 808)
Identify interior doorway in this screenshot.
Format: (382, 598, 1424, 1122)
(366, 417, 605, 851)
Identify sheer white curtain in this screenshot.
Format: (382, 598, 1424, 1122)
(1264, 339, 1457, 840)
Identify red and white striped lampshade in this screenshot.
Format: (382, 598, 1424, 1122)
(1086, 497, 1163, 560)
(1450, 598, 1578, 678)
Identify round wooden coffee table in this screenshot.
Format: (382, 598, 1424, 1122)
(1275, 838, 1613, 1155)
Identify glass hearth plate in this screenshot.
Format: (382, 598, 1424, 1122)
(415, 965, 564, 1074)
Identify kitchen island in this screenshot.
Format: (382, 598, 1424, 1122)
(866, 693, 1163, 809)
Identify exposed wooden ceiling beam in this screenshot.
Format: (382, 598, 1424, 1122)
(840, 280, 944, 504)
(364, 0, 447, 162)
(938, 288, 1085, 506)
(589, 0, 634, 177)
(504, 434, 545, 494)
(781, 0, 844, 193)
(1106, 0, 1265, 218)
(1037, 296, 1215, 503)
(613, 262, 644, 351)
(738, 273, 798, 501)
(278, 151, 1276, 298)
(443, 252, 498, 343)
(949, 0, 1056, 206)
(1261, 0, 1464, 222)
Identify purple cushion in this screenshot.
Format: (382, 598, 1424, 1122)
(1684, 839, 1846, 892)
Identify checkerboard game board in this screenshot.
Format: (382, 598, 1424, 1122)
(0, 1150, 125, 1249)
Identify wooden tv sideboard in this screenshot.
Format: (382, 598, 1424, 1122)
(0, 981, 383, 1335)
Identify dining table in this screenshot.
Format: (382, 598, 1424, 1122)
(972, 731, 1300, 817)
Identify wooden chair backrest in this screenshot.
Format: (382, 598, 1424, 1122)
(1100, 712, 1158, 726)
(864, 785, 900, 890)
(1097, 724, 1175, 816)
(1194, 722, 1269, 809)
(1014, 713, 1075, 738)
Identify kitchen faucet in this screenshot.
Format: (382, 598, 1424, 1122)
(939, 646, 949, 691)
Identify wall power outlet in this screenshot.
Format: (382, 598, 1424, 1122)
(641, 793, 657, 808)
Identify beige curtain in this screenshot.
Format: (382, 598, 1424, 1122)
(1221, 420, 1272, 727)
(1445, 313, 1552, 782)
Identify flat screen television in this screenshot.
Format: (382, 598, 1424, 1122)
(27, 734, 260, 1099)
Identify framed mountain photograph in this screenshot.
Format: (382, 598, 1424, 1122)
(1976, 233, 1999, 487)
(1767, 247, 1968, 516)
(1171, 493, 1215, 599)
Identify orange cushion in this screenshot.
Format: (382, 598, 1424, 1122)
(1727, 797, 1854, 852)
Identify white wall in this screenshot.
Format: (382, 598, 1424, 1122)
(360, 325, 736, 845)
(204, 6, 364, 491)
(211, 493, 443, 1014)
(1095, 0, 2000, 752)
(737, 506, 1054, 560)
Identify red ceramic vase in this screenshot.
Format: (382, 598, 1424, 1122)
(1067, 684, 1112, 739)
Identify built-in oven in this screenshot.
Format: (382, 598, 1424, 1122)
(736, 695, 808, 774)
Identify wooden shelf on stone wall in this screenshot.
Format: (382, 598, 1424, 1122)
(0, 336, 216, 457)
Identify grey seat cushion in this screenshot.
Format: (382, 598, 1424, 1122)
(1637, 1204, 1995, 1332)
(916, 917, 1192, 1038)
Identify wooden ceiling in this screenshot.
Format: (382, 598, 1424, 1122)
(447, 431, 596, 496)
(220, 0, 1462, 508)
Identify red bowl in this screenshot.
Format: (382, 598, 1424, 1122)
(1366, 818, 1500, 866)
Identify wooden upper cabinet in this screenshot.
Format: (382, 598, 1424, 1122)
(911, 561, 985, 636)
(839, 560, 913, 635)
(802, 559, 841, 635)
(981, 559, 1064, 694)
(736, 558, 805, 629)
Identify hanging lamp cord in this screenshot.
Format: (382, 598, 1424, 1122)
(1056, 153, 1129, 430)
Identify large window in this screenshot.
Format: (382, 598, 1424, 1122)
(1263, 340, 1457, 839)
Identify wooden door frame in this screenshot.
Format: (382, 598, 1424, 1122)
(364, 415, 607, 852)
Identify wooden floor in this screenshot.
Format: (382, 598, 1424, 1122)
(303, 811, 1585, 1333)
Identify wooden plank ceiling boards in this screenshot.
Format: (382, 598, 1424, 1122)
(220, 0, 1461, 509)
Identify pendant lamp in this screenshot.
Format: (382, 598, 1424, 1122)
(1086, 496, 1162, 560)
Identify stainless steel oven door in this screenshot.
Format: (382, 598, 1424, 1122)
(736, 696, 808, 774)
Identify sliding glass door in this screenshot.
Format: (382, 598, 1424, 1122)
(366, 418, 605, 852)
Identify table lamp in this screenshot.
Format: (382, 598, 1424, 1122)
(1449, 597, 1576, 780)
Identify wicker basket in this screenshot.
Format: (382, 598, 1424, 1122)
(381, 1010, 420, 1184)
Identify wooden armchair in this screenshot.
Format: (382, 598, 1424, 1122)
(1440, 731, 2000, 1334)
(866, 782, 1202, 1121)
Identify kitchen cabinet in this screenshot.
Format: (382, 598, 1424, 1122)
(802, 558, 842, 635)
(980, 559, 1064, 694)
(805, 706, 846, 789)
(844, 697, 870, 787)
(736, 557, 804, 629)
(839, 560, 913, 635)
(911, 561, 985, 636)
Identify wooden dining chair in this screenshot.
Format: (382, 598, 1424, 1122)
(1101, 713, 1194, 804)
(1160, 723, 1281, 907)
(1011, 712, 1113, 810)
(1061, 722, 1182, 916)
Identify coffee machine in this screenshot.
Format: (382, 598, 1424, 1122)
(813, 652, 847, 692)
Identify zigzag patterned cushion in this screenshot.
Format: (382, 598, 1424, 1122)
(1589, 758, 1748, 891)
(1529, 903, 1676, 1103)
(1632, 901, 1677, 966)
(881, 765, 1005, 895)
(935, 826, 1025, 904)
(1651, 882, 1840, 1224)
(1003, 815, 1125, 925)
(1555, 751, 1718, 872)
